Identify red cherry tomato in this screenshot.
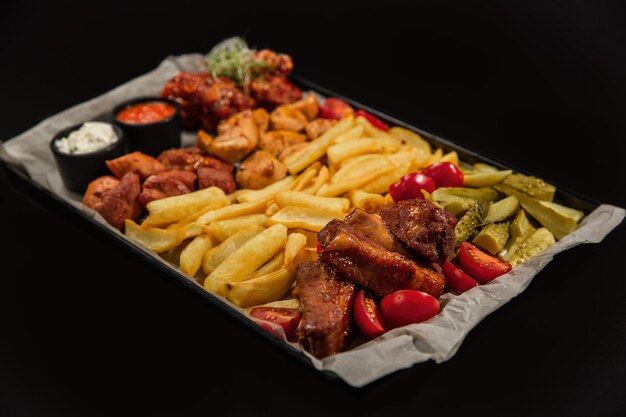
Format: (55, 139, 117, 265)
(458, 242, 512, 284)
(443, 260, 479, 294)
(421, 162, 464, 188)
(380, 290, 440, 328)
(388, 172, 436, 202)
(249, 307, 301, 341)
(319, 97, 354, 120)
(354, 110, 389, 131)
(353, 290, 387, 339)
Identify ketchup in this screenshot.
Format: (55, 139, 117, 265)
(117, 102, 175, 124)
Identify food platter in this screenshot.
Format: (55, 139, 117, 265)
(1, 49, 623, 388)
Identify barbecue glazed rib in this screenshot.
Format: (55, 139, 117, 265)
(318, 220, 445, 298)
(378, 198, 457, 265)
(344, 208, 411, 257)
(295, 261, 356, 358)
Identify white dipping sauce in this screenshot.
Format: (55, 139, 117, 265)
(55, 122, 118, 155)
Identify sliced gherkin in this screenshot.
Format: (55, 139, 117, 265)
(455, 201, 488, 247)
(473, 222, 510, 255)
(501, 173, 556, 202)
(509, 228, 556, 267)
(483, 195, 520, 224)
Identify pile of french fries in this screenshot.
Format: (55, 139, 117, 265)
(124, 114, 456, 309)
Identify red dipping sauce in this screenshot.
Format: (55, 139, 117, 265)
(116, 102, 175, 124)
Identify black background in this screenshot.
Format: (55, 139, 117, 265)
(1, 1, 626, 416)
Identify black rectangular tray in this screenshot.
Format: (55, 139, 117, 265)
(0, 75, 601, 389)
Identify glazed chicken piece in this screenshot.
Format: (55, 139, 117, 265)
(318, 219, 445, 298)
(248, 75, 302, 107)
(197, 167, 236, 194)
(251, 49, 294, 77)
(270, 105, 308, 132)
(289, 94, 319, 121)
(83, 173, 142, 230)
(209, 110, 260, 163)
(138, 170, 197, 207)
(294, 260, 356, 358)
(305, 118, 336, 140)
(278, 142, 308, 163)
(161, 72, 256, 131)
(252, 108, 270, 133)
(157, 147, 233, 173)
(259, 130, 307, 159)
(343, 208, 411, 258)
(235, 150, 288, 190)
(106, 151, 166, 181)
(378, 199, 457, 265)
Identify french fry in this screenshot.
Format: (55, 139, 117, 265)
(264, 202, 281, 217)
(143, 187, 228, 227)
(439, 150, 459, 166)
(360, 160, 411, 194)
(245, 298, 300, 312)
(249, 252, 285, 279)
(289, 163, 319, 192)
(348, 189, 390, 211)
(267, 206, 345, 232)
(275, 191, 350, 212)
(206, 214, 268, 242)
(125, 219, 185, 253)
(388, 126, 432, 155)
(226, 267, 296, 308)
(284, 233, 307, 267)
(284, 115, 354, 174)
(332, 125, 365, 144)
(317, 164, 396, 197)
(332, 154, 392, 184)
(236, 176, 295, 203)
(179, 221, 207, 239)
(424, 148, 444, 166)
(302, 165, 329, 195)
(204, 224, 288, 296)
(180, 234, 217, 277)
(326, 137, 401, 164)
(356, 115, 393, 138)
(201, 225, 264, 275)
(196, 196, 272, 226)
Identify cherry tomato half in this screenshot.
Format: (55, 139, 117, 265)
(353, 290, 387, 339)
(354, 110, 389, 131)
(421, 162, 464, 188)
(319, 97, 354, 120)
(458, 242, 512, 284)
(249, 307, 301, 341)
(380, 290, 440, 329)
(388, 172, 436, 202)
(443, 260, 479, 294)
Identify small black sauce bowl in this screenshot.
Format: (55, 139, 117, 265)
(50, 123, 126, 193)
(112, 97, 182, 157)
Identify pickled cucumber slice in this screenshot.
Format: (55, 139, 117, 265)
(509, 228, 556, 267)
(455, 201, 488, 247)
(483, 195, 520, 224)
(432, 187, 499, 202)
(473, 222, 510, 255)
(442, 197, 477, 217)
(538, 201, 584, 222)
(501, 173, 556, 201)
(509, 209, 535, 240)
(494, 184, 578, 240)
(463, 170, 512, 187)
(498, 237, 524, 262)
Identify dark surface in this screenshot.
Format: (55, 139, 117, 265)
(1, 1, 626, 416)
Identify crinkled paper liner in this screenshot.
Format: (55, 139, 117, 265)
(2, 54, 624, 388)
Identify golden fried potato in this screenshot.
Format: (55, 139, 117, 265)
(348, 190, 390, 211)
(180, 234, 217, 277)
(267, 206, 345, 232)
(302, 166, 329, 195)
(360, 160, 411, 194)
(245, 298, 300, 312)
(332, 154, 392, 184)
(326, 137, 401, 164)
(196, 196, 272, 225)
(204, 224, 288, 296)
(317, 164, 396, 197)
(289, 162, 320, 192)
(235, 177, 294, 203)
(226, 267, 297, 308)
(388, 126, 432, 155)
(249, 252, 285, 279)
(201, 225, 264, 275)
(275, 191, 350, 213)
(332, 125, 365, 144)
(284, 232, 307, 267)
(143, 187, 229, 227)
(206, 214, 268, 242)
(264, 202, 281, 217)
(125, 220, 185, 253)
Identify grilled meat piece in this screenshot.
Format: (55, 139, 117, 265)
(83, 172, 142, 230)
(378, 199, 457, 265)
(305, 118, 336, 140)
(259, 130, 307, 158)
(344, 208, 411, 257)
(157, 147, 232, 172)
(235, 150, 288, 190)
(270, 105, 308, 132)
(290, 94, 319, 121)
(197, 167, 236, 194)
(318, 219, 445, 298)
(249, 75, 302, 107)
(295, 260, 356, 358)
(210, 110, 260, 163)
(251, 49, 294, 77)
(138, 170, 197, 207)
(106, 151, 166, 181)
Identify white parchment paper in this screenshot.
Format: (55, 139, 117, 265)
(2, 54, 624, 387)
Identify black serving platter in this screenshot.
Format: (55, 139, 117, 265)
(0, 75, 601, 389)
